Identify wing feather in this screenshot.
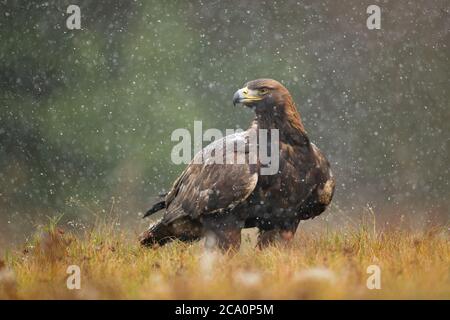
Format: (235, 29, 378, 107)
(162, 130, 258, 224)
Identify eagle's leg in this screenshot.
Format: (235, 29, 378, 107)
(256, 229, 279, 248)
(204, 228, 241, 252)
(203, 215, 243, 251)
(257, 224, 299, 249)
(217, 228, 241, 252)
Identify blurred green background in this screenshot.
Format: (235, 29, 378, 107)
(1, 0, 449, 243)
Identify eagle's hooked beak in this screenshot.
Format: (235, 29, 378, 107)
(233, 87, 262, 106)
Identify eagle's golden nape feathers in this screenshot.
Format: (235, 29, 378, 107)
(140, 78, 335, 251)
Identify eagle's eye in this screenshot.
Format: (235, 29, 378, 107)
(258, 88, 269, 95)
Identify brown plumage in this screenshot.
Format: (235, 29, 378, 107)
(139, 79, 335, 250)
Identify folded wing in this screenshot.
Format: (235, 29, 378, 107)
(160, 130, 259, 225)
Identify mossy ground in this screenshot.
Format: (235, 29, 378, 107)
(1, 212, 449, 299)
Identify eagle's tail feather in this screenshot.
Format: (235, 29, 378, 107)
(138, 220, 174, 247)
(142, 200, 165, 218)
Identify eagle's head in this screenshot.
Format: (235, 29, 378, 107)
(232, 78, 292, 111)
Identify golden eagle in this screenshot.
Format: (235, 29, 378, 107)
(139, 79, 335, 250)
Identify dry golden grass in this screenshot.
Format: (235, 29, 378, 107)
(1, 213, 449, 300)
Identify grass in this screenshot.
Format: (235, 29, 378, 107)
(0, 212, 449, 299)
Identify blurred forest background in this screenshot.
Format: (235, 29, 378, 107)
(0, 0, 449, 246)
